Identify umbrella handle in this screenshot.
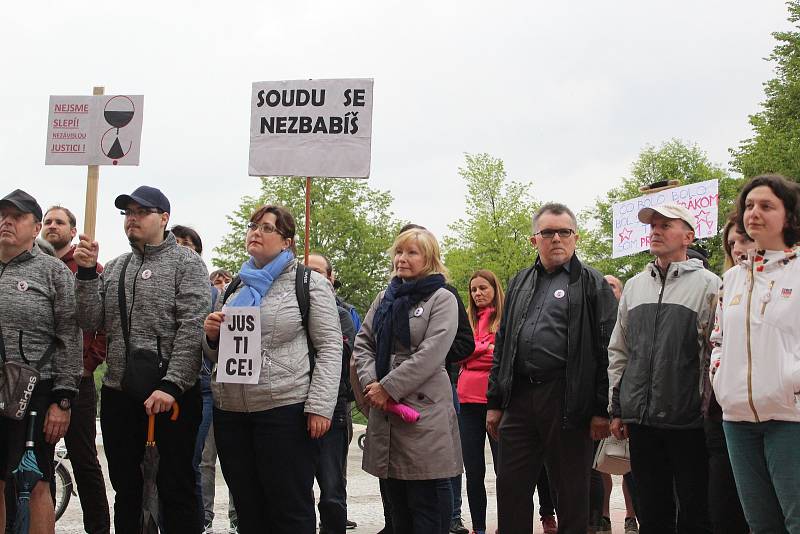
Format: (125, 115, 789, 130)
(146, 414, 155, 446)
(170, 401, 180, 421)
(25, 410, 38, 448)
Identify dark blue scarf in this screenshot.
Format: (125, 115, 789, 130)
(372, 273, 447, 379)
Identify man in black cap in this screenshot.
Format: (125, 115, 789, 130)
(73, 185, 210, 534)
(0, 189, 82, 534)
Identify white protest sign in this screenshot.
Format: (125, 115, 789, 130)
(45, 95, 144, 166)
(216, 306, 262, 384)
(612, 179, 719, 258)
(249, 78, 373, 178)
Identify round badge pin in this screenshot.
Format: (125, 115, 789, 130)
(17, 280, 28, 292)
(142, 269, 152, 280)
(554, 289, 565, 299)
(414, 307, 424, 317)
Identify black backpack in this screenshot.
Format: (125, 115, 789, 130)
(221, 265, 317, 370)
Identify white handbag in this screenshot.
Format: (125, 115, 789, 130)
(593, 436, 631, 475)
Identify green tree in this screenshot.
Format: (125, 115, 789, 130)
(578, 139, 741, 280)
(443, 153, 540, 301)
(213, 177, 403, 314)
(731, 1, 800, 180)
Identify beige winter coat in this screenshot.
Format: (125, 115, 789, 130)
(354, 287, 463, 480)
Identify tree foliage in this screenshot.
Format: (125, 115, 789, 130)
(731, 1, 800, 181)
(578, 139, 741, 280)
(212, 176, 403, 314)
(443, 153, 539, 301)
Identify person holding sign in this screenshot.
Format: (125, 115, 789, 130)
(0, 189, 82, 534)
(73, 186, 209, 534)
(202, 205, 342, 534)
(710, 174, 800, 532)
(353, 228, 462, 534)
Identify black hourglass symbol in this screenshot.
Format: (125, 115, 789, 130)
(101, 96, 136, 163)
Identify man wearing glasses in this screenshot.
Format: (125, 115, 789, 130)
(73, 185, 210, 534)
(486, 202, 618, 534)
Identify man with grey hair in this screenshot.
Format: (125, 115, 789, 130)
(487, 202, 618, 534)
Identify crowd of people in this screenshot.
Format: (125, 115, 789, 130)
(0, 172, 798, 534)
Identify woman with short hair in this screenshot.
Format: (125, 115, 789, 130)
(202, 204, 342, 534)
(711, 174, 800, 532)
(354, 228, 462, 534)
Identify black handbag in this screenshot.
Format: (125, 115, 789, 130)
(117, 254, 167, 401)
(0, 322, 55, 420)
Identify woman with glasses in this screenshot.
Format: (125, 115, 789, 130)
(711, 174, 800, 532)
(202, 205, 342, 534)
(354, 227, 462, 534)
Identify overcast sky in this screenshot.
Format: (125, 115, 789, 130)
(0, 1, 790, 269)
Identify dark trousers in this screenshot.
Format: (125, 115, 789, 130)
(496, 378, 593, 534)
(100, 384, 202, 534)
(460, 402, 498, 530)
(385, 478, 450, 534)
(193, 389, 214, 526)
(704, 418, 748, 534)
(316, 403, 348, 534)
(64, 376, 110, 534)
(627, 424, 712, 534)
(215, 402, 320, 534)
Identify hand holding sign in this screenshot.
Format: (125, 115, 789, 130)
(217, 306, 262, 385)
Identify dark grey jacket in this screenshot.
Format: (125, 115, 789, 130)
(0, 244, 82, 398)
(75, 232, 210, 396)
(608, 259, 720, 429)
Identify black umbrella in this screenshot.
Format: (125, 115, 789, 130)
(12, 410, 43, 534)
(140, 403, 180, 534)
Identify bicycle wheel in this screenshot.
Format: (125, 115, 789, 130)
(53, 462, 72, 521)
(358, 433, 366, 451)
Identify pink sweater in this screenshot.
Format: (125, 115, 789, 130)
(457, 306, 496, 404)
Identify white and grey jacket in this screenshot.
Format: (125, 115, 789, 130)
(608, 258, 720, 429)
(75, 232, 210, 397)
(0, 244, 82, 399)
(202, 260, 342, 419)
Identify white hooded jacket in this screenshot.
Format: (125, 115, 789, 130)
(710, 248, 800, 423)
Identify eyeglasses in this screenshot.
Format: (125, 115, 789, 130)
(246, 222, 281, 235)
(534, 228, 576, 239)
(120, 208, 162, 218)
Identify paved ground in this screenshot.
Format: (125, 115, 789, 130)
(58, 425, 635, 533)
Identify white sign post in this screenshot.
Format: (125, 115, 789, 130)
(611, 179, 719, 258)
(217, 307, 262, 385)
(248, 78, 373, 178)
(45, 94, 144, 166)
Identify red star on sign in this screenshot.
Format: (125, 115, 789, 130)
(619, 227, 633, 243)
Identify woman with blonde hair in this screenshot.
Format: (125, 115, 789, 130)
(354, 227, 462, 534)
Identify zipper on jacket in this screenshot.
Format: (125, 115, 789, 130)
(745, 268, 761, 422)
(562, 286, 571, 427)
(760, 280, 775, 316)
(642, 265, 668, 423)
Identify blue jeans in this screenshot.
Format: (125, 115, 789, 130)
(724, 420, 800, 533)
(386, 478, 450, 534)
(194, 389, 214, 525)
(316, 402, 348, 533)
(450, 384, 463, 520)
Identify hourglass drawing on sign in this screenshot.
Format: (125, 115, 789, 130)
(101, 96, 136, 165)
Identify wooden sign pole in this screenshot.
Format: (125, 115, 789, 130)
(304, 177, 311, 265)
(83, 85, 104, 239)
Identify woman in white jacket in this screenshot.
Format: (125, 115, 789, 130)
(710, 174, 800, 533)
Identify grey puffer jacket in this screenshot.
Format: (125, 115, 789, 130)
(0, 244, 82, 398)
(202, 260, 342, 419)
(75, 232, 210, 397)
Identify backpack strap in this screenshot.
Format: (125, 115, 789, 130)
(117, 253, 134, 357)
(221, 276, 242, 306)
(295, 265, 316, 371)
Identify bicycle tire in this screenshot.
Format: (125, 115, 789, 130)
(53, 462, 72, 521)
(358, 433, 366, 451)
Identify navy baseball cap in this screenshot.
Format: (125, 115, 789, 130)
(0, 189, 43, 221)
(114, 186, 171, 214)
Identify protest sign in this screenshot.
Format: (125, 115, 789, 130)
(217, 306, 262, 385)
(45, 94, 144, 166)
(612, 179, 719, 258)
(249, 78, 373, 178)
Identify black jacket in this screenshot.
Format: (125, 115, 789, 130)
(486, 254, 618, 429)
(444, 284, 475, 384)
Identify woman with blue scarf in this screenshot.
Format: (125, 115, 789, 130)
(354, 228, 463, 534)
(202, 205, 343, 534)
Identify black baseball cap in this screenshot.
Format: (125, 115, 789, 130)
(114, 186, 171, 214)
(0, 189, 43, 221)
